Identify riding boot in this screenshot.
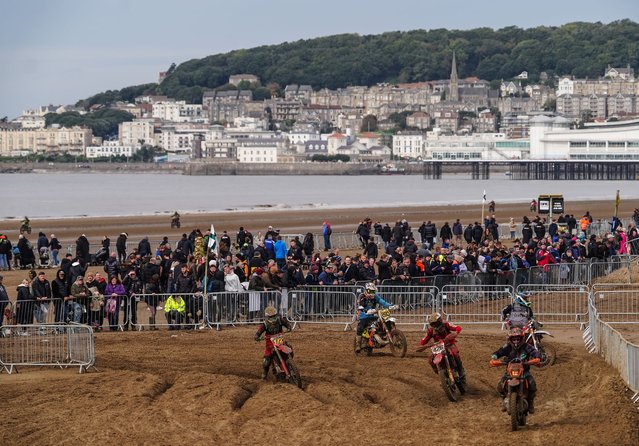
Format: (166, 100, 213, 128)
(355, 335, 363, 353)
(528, 396, 535, 414)
(261, 357, 271, 379)
(456, 357, 466, 382)
(368, 330, 375, 347)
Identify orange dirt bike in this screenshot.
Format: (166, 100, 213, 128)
(418, 340, 465, 402)
(262, 333, 302, 388)
(354, 308, 407, 358)
(525, 321, 555, 369)
(490, 357, 538, 431)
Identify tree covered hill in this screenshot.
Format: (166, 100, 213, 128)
(79, 20, 639, 108)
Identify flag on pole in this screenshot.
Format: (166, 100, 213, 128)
(482, 190, 487, 202)
(208, 224, 218, 255)
(615, 190, 621, 207)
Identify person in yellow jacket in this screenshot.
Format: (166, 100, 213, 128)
(165, 294, 186, 330)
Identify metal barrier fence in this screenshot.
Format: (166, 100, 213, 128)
(0, 324, 95, 374)
(206, 291, 283, 329)
(517, 284, 589, 325)
(377, 285, 438, 327)
(589, 286, 639, 323)
(289, 290, 356, 330)
(586, 298, 639, 400)
(440, 285, 513, 325)
(589, 259, 634, 284)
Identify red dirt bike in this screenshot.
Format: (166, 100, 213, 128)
(490, 357, 537, 431)
(525, 321, 556, 369)
(418, 340, 465, 402)
(354, 308, 407, 358)
(264, 334, 302, 388)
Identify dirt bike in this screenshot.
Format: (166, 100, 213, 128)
(19, 223, 31, 234)
(490, 358, 536, 431)
(264, 334, 302, 388)
(354, 308, 407, 358)
(419, 340, 465, 402)
(525, 321, 556, 369)
(171, 217, 181, 229)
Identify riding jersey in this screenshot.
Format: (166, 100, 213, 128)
(419, 322, 461, 346)
(492, 343, 540, 372)
(502, 302, 533, 328)
(357, 294, 391, 320)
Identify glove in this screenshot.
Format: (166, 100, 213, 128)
(389, 305, 398, 310)
(491, 354, 498, 360)
(366, 309, 377, 315)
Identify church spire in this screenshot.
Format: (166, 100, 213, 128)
(449, 50, 459, 102)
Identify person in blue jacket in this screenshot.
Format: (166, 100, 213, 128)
(355, 282, 396, 352)
(273, 235, 288, 270)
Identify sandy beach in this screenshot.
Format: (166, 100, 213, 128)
(0, 198, 636, 244)
(0, 197, 635, 290)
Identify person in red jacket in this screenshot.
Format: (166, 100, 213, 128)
(419, 312, 465, 382)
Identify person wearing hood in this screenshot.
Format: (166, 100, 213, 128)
(37, 232, 50, 253)
(17, 234, 36, 269)
(116, 232, 128, 263)
(67, 260, 85, 287)
(75, 234, 90, 267)
(138, 236, 152, 258)
(16, 279, 34, 326)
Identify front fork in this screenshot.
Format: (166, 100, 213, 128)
(273, 349, 289, 377)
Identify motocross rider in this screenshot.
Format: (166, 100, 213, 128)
(418, 312, 466, 382)
(254, 305, 292, 379)
(355, 282, 396, 352)
(491, 327, 541, 413)
(502, 293, 539, 329)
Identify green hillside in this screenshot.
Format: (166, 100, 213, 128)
(79, 20, 639, 108)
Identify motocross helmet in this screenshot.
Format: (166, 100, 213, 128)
(508, 327, 525, 349)
(364, 282, 377, 297)
(515, 294, 531, 308)
(264, 306, 278, 328)
(428, 312, 444, 330)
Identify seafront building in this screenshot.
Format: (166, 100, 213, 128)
(4, 59, 639, 162)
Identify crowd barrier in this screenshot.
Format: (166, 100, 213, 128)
(517, 284, 589, 325)
(589, 285, 639, 323)
(440, 285, 512, 325)
(586, 297, 639, 403)
(0, 324, 95, 374)
(289, 290, 356, 330)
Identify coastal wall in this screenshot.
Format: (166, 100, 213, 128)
(0, 161, 424, 175)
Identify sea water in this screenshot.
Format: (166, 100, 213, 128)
(1, 173, 636, 219)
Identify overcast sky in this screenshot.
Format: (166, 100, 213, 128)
(1, 0, 637, 119)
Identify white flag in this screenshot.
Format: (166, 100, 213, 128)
(208, 224, 218, 255)
(482, 190, 486, 202)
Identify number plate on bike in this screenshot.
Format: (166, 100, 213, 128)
(271, 336, 284, 345)
(431, 343, 445, 354)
